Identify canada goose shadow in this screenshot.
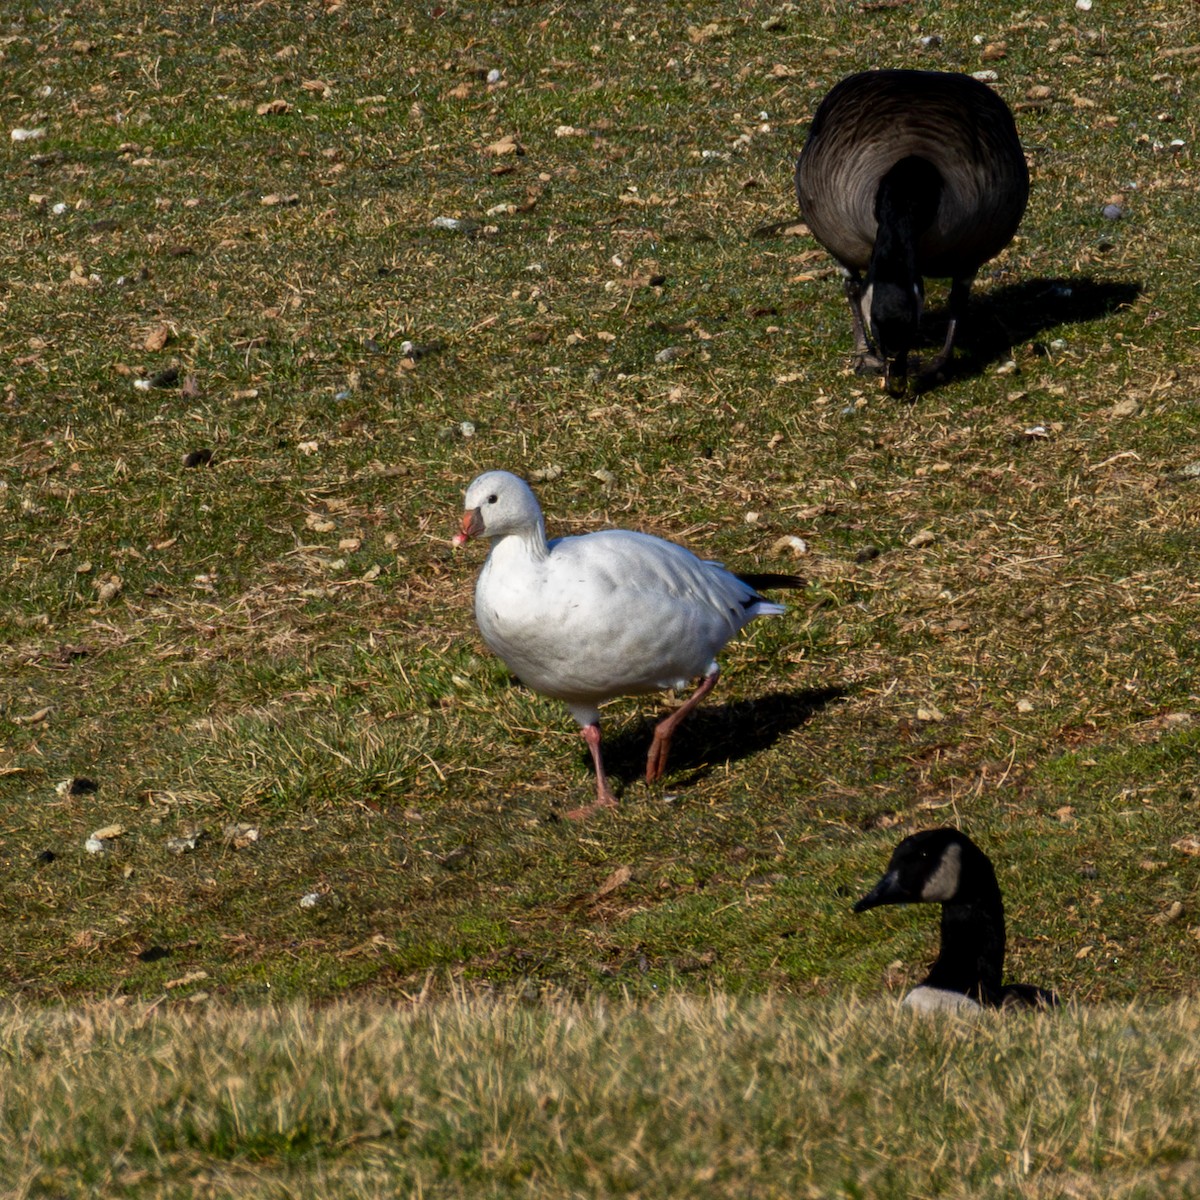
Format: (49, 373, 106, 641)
(591, 685, 848, 788)
(914, 275, 1144, 392)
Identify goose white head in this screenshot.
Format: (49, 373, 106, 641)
(452, 470, 545, 546)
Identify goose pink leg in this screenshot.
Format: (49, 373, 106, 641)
(645, 667, 720, 784)
(564, 723, 619, 821)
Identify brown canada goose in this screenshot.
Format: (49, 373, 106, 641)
(452, 471, 804, 819)
(795, 69, 1029, 395)
(854, 827, 1059, 1012)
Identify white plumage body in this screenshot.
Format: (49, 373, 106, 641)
(475, 526, 782, 727)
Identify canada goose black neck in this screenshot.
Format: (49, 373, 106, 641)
(925, 852, 1005, 1002)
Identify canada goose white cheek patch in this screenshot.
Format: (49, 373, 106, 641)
(920, 841, 962, 901)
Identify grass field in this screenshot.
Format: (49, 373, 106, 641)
(1, 0, 1199, 1191)
(3, 993, 1200, 1199)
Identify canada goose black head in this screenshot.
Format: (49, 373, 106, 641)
(854, 827, 1059, 1011)
(861, 278, 924, 397)
(853, 826, 987, 911)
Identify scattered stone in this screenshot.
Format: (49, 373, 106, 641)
(144, 325, 172, 352)
(95, 575, 123, 603)
(916, 704, 945, 722)
(223, 823, 259, 848)
(300, 890, 332, 909)
(907, 529, 938, 549)
(84, 837, 110, 855)
(1102, 203, 1123, 220)
(483, 134, 523, 156)
(11, 127, 46, 141)
(166, 833, 203, 854)
(655, 346, 682, 364)
(772, 535, 809, 558)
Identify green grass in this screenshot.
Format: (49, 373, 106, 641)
(4, 0, 1200, 1004)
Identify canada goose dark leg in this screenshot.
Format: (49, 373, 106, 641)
(645, 667, 720, 784)
(920, 275, 973, 382)
(844, 275, 885, 374)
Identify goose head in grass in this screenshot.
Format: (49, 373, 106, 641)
(854, 827, 1059, 1012)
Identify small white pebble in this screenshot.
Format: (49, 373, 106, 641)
(133, 378, 152, 391)
(460, 421, 476, 438)
(300, 891, 325, 909)
(11, 126, 46, 141)
(1075, 0, 1092, 9)
(972, 70, 999, 82)
(487, 68, 502, 84)
(51, 202, 68, 215)
(85, 837, 109, 855)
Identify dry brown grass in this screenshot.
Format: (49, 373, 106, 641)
(3, 993, 1200, 1198)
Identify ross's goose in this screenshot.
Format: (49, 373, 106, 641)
(854, 827, 1059, 1011)
(453, 470, 803, 818)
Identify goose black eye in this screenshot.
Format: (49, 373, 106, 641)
(487, 494, 498, 504)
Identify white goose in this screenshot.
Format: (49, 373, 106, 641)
(453, 470, 802, 818)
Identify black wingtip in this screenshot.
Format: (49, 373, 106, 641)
(737, 572, 807, 592)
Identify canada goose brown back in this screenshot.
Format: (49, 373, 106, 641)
(796, 69, 1029, 393)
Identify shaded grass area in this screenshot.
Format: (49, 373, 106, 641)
(0, 0, 1199, 1007)
(3, 995, 1200, 1198)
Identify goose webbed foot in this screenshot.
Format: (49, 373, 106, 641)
(853, 352, 886, 377)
